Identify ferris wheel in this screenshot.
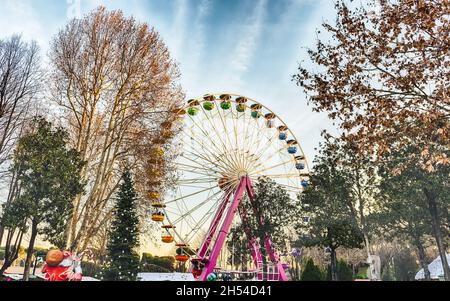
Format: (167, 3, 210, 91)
(150, 93, 310, 281)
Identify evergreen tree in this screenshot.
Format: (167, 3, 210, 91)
(300, 258, 323, 281)
(336, 259, 353, 281)
(102, 170, 140, 281)
(374, 144, 450, 280)
(297, 135, 365, 281)
(326, 260, 353, 281)
(227, 177, 300, 267)
(7, 117, 85, 281)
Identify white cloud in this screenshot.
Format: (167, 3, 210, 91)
(176, 0, 212, 96)
(170, 0, 189, 61)
(0, 1, 45, 46)
(223, 0, 268, 89)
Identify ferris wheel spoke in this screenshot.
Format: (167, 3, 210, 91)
(246, 125, 279, 166)
(249, 159, 295, 176)
(246, 113, 271, 157)
(176, 168, 218, 180)
(278, 147, 300, 189)
(177, 160, 221, 174)
(173, 186, 220, 244)
(184, 200, 221, 243)
(253, 144, 293, 171)
(180, 149, 228, 174)
(187, 112, 240, 172)
(246, 110, 267, 156)
(256, 173, 300, 178)
(214, 99, 244, 171)
(176, 177, 218, 184)
(176, 163, 220, 178)
(252, 144, 288, 170)
(230, 107, 244, 170)
(182, 127, 234, 172)
(201, 105, 242, 172)
(170, 189, 223, 225)
(165, 186, 217, 205)
(160, 93, 310, 259)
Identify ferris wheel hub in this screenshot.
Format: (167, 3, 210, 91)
(237, 170, 248, 178)
(159, 93, 310, 282)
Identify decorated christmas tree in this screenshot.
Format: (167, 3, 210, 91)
(101, 170, 140, 281)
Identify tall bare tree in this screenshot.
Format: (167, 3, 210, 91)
(0, 35, 42, 248)
(0, 35, 41, 167)
(50, 7, 183, 252)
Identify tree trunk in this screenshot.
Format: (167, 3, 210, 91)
(0, 227, 4, 250)
(22, 222, 38, 281)
(0, 230, 23, 275)
(423, 187, 450, 281)
(0, 168, 20, 249)
(415, 239, 431, 281)
(330, 248, 338, 281)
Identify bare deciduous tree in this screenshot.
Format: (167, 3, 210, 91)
(0, 35, 41, 167)
(0, 35, 42, 249)
(50, 7, 183, 252)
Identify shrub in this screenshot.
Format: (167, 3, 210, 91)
(301, 258, 324, 281)
(140, 253, 174, 272)
(337, 259, 353, 281)
(82, 262, 103, 278)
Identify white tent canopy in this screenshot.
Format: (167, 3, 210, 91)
(415, 254, 450, 280)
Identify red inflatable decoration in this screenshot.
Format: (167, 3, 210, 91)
(42, 250, 83, 281)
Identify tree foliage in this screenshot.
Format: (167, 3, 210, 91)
(0, 35, 42, 168)
(228, 177, 300, 266)
(374, 144, 450, 280)
(11, 117, 85, 280)
(102, 170, 140, 281)
(49, 6, 184, 252)
(326, 259, 353, 281)
(294, 0, 449, 169)
(297, 135, 367, 280)
(140, 253, 174, 272)
(300, 258, 324, 281)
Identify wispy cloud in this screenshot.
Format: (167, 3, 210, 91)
(223, 0, 268, 89)
(170, 0, 189, 61)
(179, 0, 212, 95)
(0, 0, 44, 43)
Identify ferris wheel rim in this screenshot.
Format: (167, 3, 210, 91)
(180, 92, 311, 171)
(161, 92, 310, 250)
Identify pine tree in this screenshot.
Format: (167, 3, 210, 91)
(300, 258, 323, 281)
(102, 170, 140, 281)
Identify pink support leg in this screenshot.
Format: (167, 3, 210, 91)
(197, 191, 232, 259)
(199, 177, 247, 281)
(238, 206, 264, 280)
(245, 177, 288, 281)
(196, 176, 288, 281)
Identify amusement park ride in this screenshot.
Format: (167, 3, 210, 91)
(150, 93, 310, 281)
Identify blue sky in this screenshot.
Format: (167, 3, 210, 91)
(0, 0, 338, 161)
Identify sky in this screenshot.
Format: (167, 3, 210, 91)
(0, 0, 341, 254)
(0, 0, 339, 162)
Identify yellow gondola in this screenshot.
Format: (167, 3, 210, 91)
(148, 191, 160, 200)
(152, 213, 165, 222)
